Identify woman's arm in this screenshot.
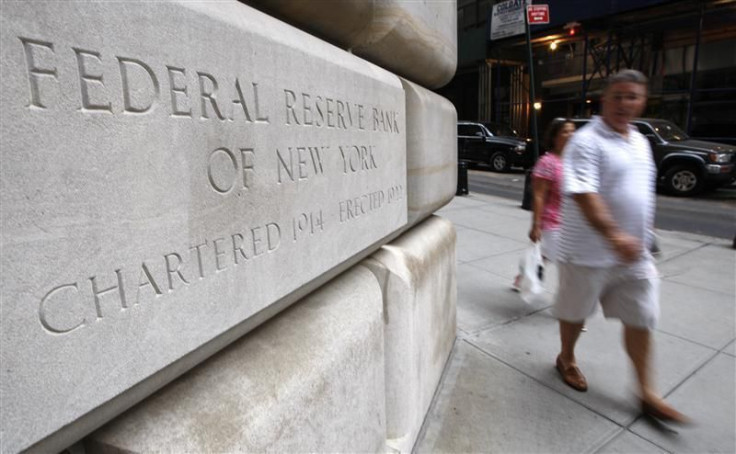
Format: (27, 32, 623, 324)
(529, 177, 550, 242)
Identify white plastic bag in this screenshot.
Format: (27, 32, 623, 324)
(518, 242, 547, 304)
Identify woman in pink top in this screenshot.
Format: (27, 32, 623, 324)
(514, 119, 575, 290)
(529, 119, 576, 260)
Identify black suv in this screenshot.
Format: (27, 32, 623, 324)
(457, 121, 531, 172)
(567, 118, 736, 196)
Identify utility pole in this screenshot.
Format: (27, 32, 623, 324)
(524, 6, 539, 162)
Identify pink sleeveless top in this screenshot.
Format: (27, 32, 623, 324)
(532, 153, 563, 230)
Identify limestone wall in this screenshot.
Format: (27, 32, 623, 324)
(245, 0, 457, 89)
(402, 79, 458, 228)
(0, 1, 458, 452)
(87, 266, 387, 453)
(85, 215, 456, 453)
(364, 216, 457, 452)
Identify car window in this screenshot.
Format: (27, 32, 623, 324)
(458, 124, 482, 137)
(485, 123, 518, 137)
(649, 121, 689, 142)
(634, 123, 654, 135)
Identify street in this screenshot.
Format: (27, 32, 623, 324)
(467, 168, 736, 240)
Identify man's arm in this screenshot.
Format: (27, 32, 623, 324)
(573, 193, 642, 263)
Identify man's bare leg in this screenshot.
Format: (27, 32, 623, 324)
(556, 320, 588, 391)
(624, 325, 689, 423)
(560, 320, 584, 365)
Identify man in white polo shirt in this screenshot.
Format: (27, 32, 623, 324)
(553, 69, 687, 423)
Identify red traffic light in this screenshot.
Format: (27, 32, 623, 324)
(564, 21, 582, 37)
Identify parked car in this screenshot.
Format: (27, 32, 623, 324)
(565, 118, 736, 196)
(483, 122, 523, 138)
(457, 121, 531, 172)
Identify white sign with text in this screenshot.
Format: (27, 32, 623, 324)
(490, 0, 530, 41)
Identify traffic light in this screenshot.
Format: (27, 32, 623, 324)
(564, 21, 582, 37)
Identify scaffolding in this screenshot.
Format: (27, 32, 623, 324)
(465, 0, 736, 144)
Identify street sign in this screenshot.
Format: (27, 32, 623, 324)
(527, 5, 550, 24)
(490, 0, 530, 41)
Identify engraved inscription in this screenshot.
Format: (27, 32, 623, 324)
(135, 261, 164, 302)
(208, 147, 238, 194)
(118, 57, 160, 114)
(339, 191, 385, 222)
(197, 72, 225, 120)
(39, 283, 85, 334)
(164, 252, 190, 290)
(338, 184, 404, 223)
(339, 145, 378, 174)
(20, 37, 58, 109)
(21, 36, 404, 338)
(17, 37, 406, 137)
(292, 210, 324, 242)
(251, 223, 281, 257)
(73, 48, 113, 113)
(372, 107, 400, 133)
(207, 147, 255, 194)
(38, 220, 285, 334)
(283, 88, 400, 134)
(90, 269, 128, 318)
(18, 37, 272, 123)
(166, 66, 192, 117)
(276, 146, 326, 183)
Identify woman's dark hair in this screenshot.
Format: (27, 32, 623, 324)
(543, 118, 574, 150)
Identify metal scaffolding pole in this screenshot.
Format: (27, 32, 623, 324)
(606, 28, 613, 76)
(580, 33, 589, 117)
(686, 3, 705, 134)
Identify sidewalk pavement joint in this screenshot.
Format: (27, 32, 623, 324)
(462, 337, 628, 430)
(459, 303, 555, 338)
(414, 193, 735, 453)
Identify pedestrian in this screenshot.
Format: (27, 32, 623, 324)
(513, 119, 575, 290)
(552, 69, 688, 423)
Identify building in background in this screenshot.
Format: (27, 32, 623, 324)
(439, 0, 736, 145)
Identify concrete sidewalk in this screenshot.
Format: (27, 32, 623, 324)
(415, 193, 736, 453)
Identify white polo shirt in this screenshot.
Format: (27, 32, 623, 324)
(558, 116, 656, 268)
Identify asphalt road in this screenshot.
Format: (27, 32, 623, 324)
(466, 167, 736, 240)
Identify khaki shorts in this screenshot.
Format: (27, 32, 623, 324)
(552, 260, 660, 329)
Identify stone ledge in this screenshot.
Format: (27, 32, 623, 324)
(363, 215, 457, 453)
(245, 0, 458, 88)
(403, 78, 458, 229)
(0, 2, 405, 451)
(86, 265, 386, 453)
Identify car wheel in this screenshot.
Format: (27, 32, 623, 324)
(664, 165, 703, 197)
(490, 152, 510, 172)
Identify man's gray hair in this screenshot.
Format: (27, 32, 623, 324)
(605, 69, 648, 90)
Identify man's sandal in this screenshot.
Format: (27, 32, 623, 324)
(556, 355, 588, 392)
(641, 399, 690, 424)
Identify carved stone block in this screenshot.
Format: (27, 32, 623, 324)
(0, 2, 405, 451)
(246, 0, 458, 89)
(363, 216, 457, 453)
(402, 78, 458, 228)
(85, 266, 386, 453)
